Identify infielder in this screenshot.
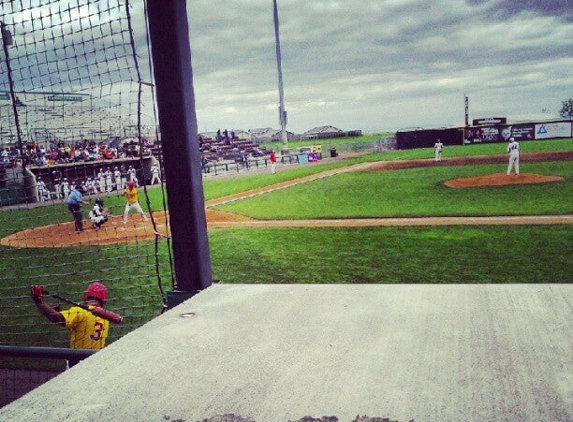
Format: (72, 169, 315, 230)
(31, 282, 111, 366)
(507, 137, 520, 175)
(123, 181, 147, 223)
(434, 139, 443, 162)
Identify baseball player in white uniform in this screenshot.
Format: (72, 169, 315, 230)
(507, 137, 520, 175)
(36, 177, 48, 202)
(105, 169, 113, 192)
(114, 167, 121, 191)
(434, 139, 443, 162)
(128, 166, 138, 185)
(87, 178, 97, 195)
(62, 178, 70, 199)
(120, 166, 128, 190)
(150, 163, 161, 184)
(98, 169, 105, 193)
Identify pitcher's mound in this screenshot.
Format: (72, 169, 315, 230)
(445, 173, 563, 188)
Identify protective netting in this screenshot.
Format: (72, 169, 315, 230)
(0, 0, 172, 362)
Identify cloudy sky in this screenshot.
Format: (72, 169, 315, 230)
(183, 0, 572, 134)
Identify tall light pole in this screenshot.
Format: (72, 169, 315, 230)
(273, 0, 288, 150)
(464, 94, 469, 126)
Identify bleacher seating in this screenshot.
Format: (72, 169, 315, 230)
(197, 134, 272, 165)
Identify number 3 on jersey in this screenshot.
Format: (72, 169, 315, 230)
(90, 321, 104, 341)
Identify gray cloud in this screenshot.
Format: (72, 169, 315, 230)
(3, 1, 570, 136)
(184, 0, 573, 133)
(467, 0, 573, 22)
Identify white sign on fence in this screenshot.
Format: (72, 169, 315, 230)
(535, 122, 572, 139)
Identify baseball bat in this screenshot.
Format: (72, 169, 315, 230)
(41, 289, 123, 324)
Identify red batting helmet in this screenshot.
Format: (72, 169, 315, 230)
(128, 181, 135, 189)
(85, 282, 108, 305)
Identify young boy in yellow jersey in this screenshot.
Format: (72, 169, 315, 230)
(31, 282, 111, 367)
(122, 181, 148, 224)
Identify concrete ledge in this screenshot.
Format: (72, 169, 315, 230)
(1, 284, 571, 422)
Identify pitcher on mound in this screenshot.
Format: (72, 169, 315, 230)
(123, 181, 148, 224)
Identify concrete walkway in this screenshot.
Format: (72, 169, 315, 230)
(1, 284, 571, 422)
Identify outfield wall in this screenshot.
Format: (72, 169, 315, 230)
(395, 128, 463, 150)
(464, 120, 573, 145)
(396, 119, 572, 150)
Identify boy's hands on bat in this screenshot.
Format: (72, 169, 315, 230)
(31, 285, 44, 304)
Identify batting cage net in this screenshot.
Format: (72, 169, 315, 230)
(0, 0, 174, 389)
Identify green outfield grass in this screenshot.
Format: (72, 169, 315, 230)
(215, 161, 573, 219)
(208, 225, 572, 284)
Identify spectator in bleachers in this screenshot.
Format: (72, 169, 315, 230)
(201, 157, 210, 174)
(103, 147, 114, 159)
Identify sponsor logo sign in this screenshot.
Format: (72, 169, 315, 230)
(480, 126, 500, 143)
(535, 122, 572, 139)
(511, 125, 534, 141)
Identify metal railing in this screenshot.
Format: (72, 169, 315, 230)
(0, 345, 96, 408)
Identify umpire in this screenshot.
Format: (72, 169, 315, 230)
(67, 185, 89, 233)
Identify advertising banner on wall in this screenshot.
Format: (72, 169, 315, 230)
(535, 122, 572, 139)
(465, 126, 536, 144)
(403, 119, 571, 150)
(508, 124, 535, 141)
(464, 127, 479, 144)
(465, 126, 500, 144)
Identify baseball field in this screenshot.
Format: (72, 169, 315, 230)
(0, 137, 571, 351)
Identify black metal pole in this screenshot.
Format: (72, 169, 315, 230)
(145, 0, 212, 307)
(0, 345, 96, 361)
(1, 21, 25, 162)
